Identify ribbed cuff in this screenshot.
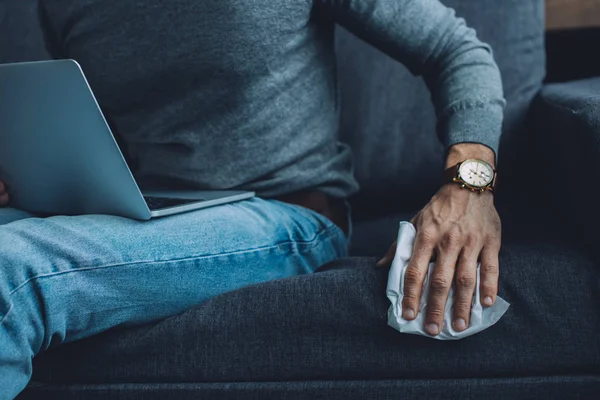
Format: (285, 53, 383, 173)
(438, 101, 504, 162)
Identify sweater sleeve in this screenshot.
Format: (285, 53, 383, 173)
(317, 0, 506, 159)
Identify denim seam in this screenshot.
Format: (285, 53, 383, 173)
(4, 223, 341, 297)
(0, 224, 341, 326)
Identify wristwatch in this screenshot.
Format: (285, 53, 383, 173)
(443, 158, 497, 194)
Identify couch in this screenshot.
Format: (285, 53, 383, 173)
(1, 0, 599, 398)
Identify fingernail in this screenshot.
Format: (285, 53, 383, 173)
(483, 296, 493, 306)
(453, 318, 466, 331)
(426, 323, 439, 335)
(403, 308, 415, 319)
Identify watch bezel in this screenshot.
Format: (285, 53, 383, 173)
(456, 159, 495, 190)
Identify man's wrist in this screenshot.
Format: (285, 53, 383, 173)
(445, 143, 496, 169)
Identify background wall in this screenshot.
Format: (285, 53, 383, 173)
(547, 0, 600, 29)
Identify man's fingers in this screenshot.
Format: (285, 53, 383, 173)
(376, 241, 396, 267)
(424, 243, 460, 336)
(480, 244, 500, 306)
(401, 230, 435, 321)
(452, 247, 479, 332)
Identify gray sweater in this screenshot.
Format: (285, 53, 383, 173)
(40, 0, 504, 198)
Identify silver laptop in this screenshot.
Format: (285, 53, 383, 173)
(0, 59, 254, 220)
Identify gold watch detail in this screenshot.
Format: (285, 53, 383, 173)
(443, 158, 497, 194)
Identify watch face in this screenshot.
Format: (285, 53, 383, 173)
(458, 159, 494, 187)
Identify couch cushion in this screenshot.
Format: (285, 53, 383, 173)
(336, 0, 545, 214)
(31, 232, 600, 385)
(529, 77, 600, 251)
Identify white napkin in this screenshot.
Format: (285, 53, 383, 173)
(386, 221, 510, 340)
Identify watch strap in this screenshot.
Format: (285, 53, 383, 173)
(443, 163, 461, 184)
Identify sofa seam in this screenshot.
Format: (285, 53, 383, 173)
(538, 93, 600, 116)
(29, 374, 600, 387)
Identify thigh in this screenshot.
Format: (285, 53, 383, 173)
(0, 207, 34, 225)
(1, 197, 347, 347)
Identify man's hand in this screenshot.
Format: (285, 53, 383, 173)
(0, 181, 9, 206)
(377, 144, 501, 336)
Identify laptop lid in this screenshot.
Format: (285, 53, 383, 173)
(0, 59, 151, 219)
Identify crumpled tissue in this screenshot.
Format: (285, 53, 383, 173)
(386, 221, 510, 340)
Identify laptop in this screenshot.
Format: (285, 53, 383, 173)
(0, 59, 254, 220)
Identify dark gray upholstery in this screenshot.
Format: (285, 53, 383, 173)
(1, 0, 599, 399)
(27, 248, 600, 397)
(18, 378, 600, 400)
(529, 78, 600, 250)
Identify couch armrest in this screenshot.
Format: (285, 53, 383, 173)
(529, 77, 600, 246)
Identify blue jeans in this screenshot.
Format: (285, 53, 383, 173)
(0, 198, 348, 399)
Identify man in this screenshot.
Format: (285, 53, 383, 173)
(0, 0, 503, 397)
